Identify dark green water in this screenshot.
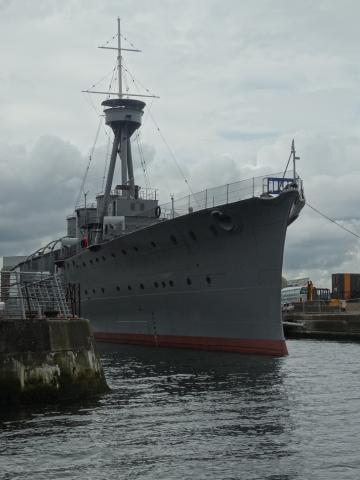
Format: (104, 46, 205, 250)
(1, 340, 360, 479)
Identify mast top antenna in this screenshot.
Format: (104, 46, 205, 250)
(82, 19, 158, 99)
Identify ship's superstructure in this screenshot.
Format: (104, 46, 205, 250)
(15, 19, 305, 356)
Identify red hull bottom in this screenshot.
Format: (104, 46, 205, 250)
(94, 332, 288, 357)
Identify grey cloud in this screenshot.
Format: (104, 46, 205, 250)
(0, 136, 83, 255)
(0, 0, 11, 11)
(218, 130, 279, 142)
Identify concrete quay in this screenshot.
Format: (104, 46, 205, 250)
(0, 317, 109, 406)
(283, 312, 360, 340)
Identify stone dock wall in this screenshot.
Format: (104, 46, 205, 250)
(0, 317, 109, 405)
(283, 312, 360, 340)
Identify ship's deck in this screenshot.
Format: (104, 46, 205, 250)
(158, 170, 301, 220)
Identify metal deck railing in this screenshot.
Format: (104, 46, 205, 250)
(0, 271, 71, 320)
(158, 171, 299, 220)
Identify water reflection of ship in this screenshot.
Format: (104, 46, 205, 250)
(99, 344, 292, 441)
(99, 344, 283, 392)
(17, 19, 305, 356)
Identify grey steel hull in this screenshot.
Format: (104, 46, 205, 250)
(63, 190, 299, 356)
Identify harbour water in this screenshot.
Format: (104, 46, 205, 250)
(1, 340, 359, 479)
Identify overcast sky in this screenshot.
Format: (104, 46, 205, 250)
(1, 0, 360, 287)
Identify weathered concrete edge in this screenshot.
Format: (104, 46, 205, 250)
(0, 318, 109, 406)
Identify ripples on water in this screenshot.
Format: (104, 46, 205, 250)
(1, 340, 360, 479)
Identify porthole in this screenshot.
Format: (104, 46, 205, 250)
(150, 241, 156, 248)
(161, 281, 166, 288)
(111, 253, 116, 258)
(84, 289, 88, 295)
(102, 256, 106, 261)
(154, 282, 159, 288)
(82, 262, 86, 267)
(140, 283, 144, 290)
(122, 249, 127, 255)
(186, 277, 192, 286)
(128, 285, 132, 291)
(206, 276, 212, 285)
(116, 285, 120, 292)
(169, 280, 174, 287)
(95, 257, 99, 263)
(189, 230, 197, 241)
(133, 246, 139, 252)
(90, 259, 94, 265)
(101, 287, 105, 293)
(72, 260, 75, 267)
(170, 235, 178, 245)
(92, 289, 96, 294)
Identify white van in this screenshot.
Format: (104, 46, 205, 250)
(281, 286, 307, 308)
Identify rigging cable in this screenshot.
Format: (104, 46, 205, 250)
(122, 65, 198, 202)
(122, 64, 157, 97)
(306, 202, 360, 240)
(83, 61, 118, 119)
(123, 66, 130, 95)
(105, 59, 118, 106)
(134, 131, 151, 189)
(82, 59, 118, 143)
(99, 64, 122, 190)
(146, 107, 198, 203)
(101, 132, 112, 192)
(84, 66, 119, 94)
(83, 92, 101, 118)
(78, 33, 143, 206)
(121, 60, 154, 188)
(75, 116, 103, 209)
(99, 33, 118, 48)
(122, 59, 155, 126)
(100, 31, 139, 50)
(120, 33, 139, 50)
(282, 149, 292, 179)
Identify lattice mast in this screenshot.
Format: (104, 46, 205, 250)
(84, 18, 156, 241)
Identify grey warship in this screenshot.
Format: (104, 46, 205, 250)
(17, 19, 305, 356)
